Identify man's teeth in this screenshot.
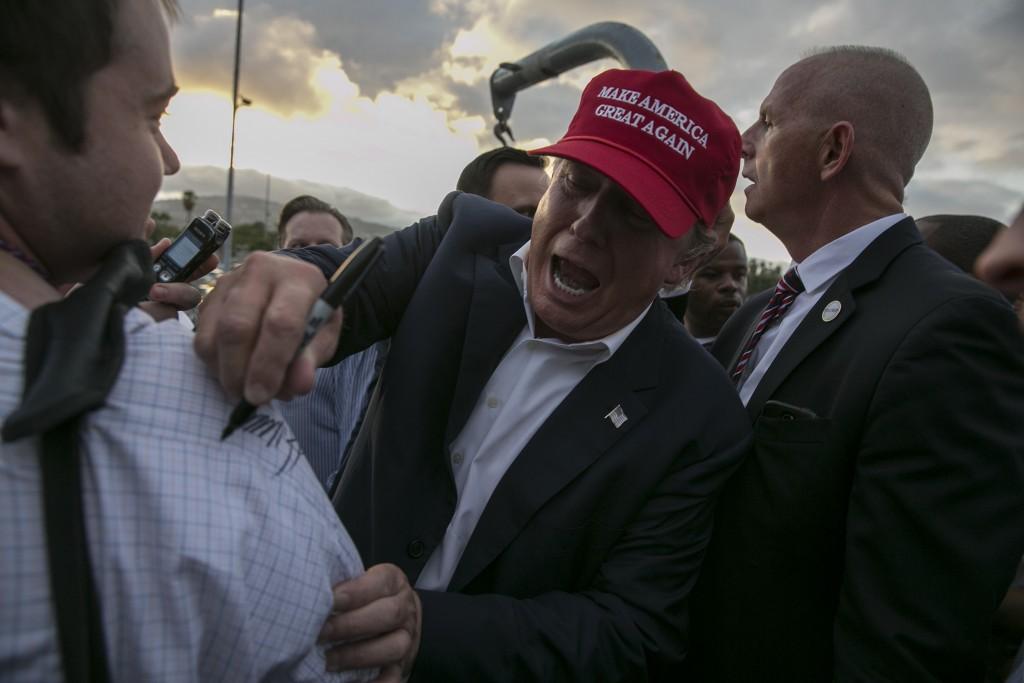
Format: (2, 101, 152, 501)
(553, 260, 596, 296)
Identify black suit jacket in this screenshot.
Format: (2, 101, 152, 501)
(293, 193, 751, 682)
(690, 217, 1024, 681)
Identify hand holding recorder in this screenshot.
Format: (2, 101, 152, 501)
(144, 210, 228, 319)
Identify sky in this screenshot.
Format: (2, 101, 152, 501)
(163, 0, 1024, 262)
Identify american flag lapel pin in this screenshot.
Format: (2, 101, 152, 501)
(605, 404, 628, 429)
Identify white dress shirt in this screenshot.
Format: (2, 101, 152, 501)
(415, 241, 650, 591)
(738, 213, 907, 405)
(0, 292, 370, 682)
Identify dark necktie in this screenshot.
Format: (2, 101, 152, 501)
(2, 240, 153, 683)
(730, 267, 805, 384)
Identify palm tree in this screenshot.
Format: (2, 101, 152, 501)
(182, 190, 197, 222)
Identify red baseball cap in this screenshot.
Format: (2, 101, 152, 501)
(531, 69, 741, 238)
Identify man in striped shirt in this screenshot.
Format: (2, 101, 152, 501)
(276, 196, 386, 491)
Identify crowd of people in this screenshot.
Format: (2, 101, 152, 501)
(2, 0, 1023, 681)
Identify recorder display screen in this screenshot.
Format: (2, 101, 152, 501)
(165, 233, 202, 268)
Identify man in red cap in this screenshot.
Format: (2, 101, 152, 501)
(196, 69, 748, 681)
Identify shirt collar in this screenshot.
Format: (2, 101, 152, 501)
(509, 241, 651, 356)
(794, 213, 907, 294)
(0, 288, 158, 338)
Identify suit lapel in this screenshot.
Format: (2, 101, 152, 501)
(447, 306, 663, 592)
(444, 246, 527, 447)
(745, 281, 856, 416)
(745, 217, 922, 417)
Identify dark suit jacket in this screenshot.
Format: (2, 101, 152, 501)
(690, 217, 1024, 682)
(292, 192, 751, 682)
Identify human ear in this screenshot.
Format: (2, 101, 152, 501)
(666, 221, 717, 288)
(819, 121, 855, 181)
(663, 259, 688, 289)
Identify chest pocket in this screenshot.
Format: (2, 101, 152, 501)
(755, 399, 831, 444)
(751, 404, 847, 538)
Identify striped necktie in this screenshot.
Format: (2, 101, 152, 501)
(730, 267, 805, 384)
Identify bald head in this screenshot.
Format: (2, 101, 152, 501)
(794, 47, 933, 191)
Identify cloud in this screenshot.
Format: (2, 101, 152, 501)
(406, 2, 723, 147)
(788, 0, 851, 37)
(173, 7, 343, 116)
(975, 141, 1024, 174)
(984, 0, 1024, 41)
(172, 0, 487, 103)
(295, 1, 477, 95)
(906, 178, 1023, 225)
(162, 85, 483, 214)
(164, 0, 1023, 256)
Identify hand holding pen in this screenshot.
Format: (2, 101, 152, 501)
(221, 237, 384, 440)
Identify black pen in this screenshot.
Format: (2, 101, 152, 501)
(221, 237, 385, 440)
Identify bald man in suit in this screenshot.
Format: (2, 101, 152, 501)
(690, 47, 1024, 682)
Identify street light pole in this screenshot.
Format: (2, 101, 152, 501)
(222, 0, 245, 270)
(264, 173, 271, 228)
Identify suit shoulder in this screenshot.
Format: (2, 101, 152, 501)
(884, 242, 1005, 304)
(869, 243, 1016, 334)
(898, 284, 1022, 352)
(439, 192, 532, 253)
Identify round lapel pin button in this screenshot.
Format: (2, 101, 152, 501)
(822, 300, 842, 322)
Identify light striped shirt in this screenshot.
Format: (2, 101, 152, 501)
(0, 292, 371, 682)
(277, 342, 385, 491)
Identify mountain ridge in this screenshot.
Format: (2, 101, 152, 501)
(157, 165, 427, 235)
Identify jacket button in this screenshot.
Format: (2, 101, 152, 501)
(407, 539, 425, 558)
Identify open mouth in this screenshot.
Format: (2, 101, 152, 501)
(552, 255, 599, 296)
